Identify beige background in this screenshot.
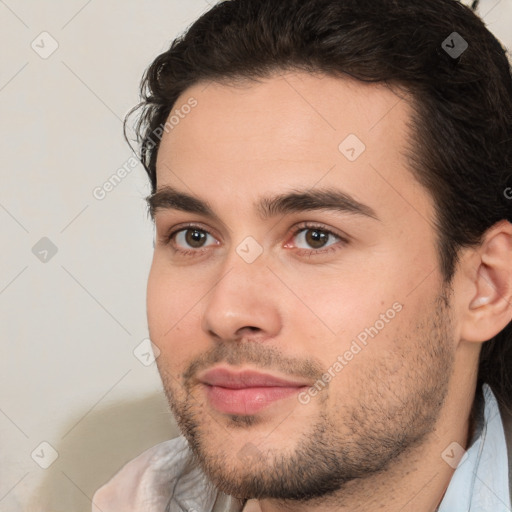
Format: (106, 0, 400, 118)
(0, 1, 510, 511)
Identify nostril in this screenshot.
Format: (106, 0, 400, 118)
(234, 326, 263, 340)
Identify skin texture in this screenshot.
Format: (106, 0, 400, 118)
(146, 71, 512, 511)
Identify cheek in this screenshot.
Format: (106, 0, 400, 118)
(321, 312, 413, 405)
(147, 260, 190, 355)
(147, 256, 196, 331)
(285, 272, 397, 347)
(147, 257, 212, 377)
(289, 276, 414, 383)
(146, 262, 171, 336)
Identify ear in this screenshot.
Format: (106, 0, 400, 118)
(459, 220, 512, 343)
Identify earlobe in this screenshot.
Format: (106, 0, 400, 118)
(460, 220, 512, 343)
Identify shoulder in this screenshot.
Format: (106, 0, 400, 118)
(91, 436, 193, 512)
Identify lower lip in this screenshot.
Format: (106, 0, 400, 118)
(204, 384, 304, 415)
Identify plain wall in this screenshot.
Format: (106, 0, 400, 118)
(0, 0, 510, 510)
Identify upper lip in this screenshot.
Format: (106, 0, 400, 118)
(198, 367, 311, 389)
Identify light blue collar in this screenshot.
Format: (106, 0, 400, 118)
(437, 383, 511, 512)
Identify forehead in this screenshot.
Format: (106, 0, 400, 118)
(154, 70, 432, 227)
(158, 71, 411, 164)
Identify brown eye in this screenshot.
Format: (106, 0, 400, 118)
(303, 228, 330, 249)
(183, 228, 208, 248)
(292, 226, 340, 250)
(284, 222, 348, 258)
(168, 226, 217, 254)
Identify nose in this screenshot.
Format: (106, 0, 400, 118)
(201, 252, 282, 343)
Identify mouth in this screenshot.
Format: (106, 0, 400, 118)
(198, 367, 310, 415)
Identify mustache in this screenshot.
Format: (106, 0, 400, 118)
(182, 341, 325, 390)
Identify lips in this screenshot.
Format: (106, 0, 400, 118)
(199, 368, 310, 388)
(198, 367, 310, 415)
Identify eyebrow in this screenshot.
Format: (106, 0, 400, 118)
(146, 185, 379, 223)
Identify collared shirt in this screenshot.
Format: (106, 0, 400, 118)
(437, 383, 511, 511)
(92, 383, 511, 512)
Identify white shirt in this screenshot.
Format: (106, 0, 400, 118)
(92, 383, 511, 512)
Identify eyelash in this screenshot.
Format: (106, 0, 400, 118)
(161, 222, 348, 259)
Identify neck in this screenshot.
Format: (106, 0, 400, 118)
(249, 366, 479, 512)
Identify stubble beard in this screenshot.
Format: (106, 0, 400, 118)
(157, 291, 455, 503)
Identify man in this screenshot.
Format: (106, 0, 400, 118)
(93, 0, 512, 510)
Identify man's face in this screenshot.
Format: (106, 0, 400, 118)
(147, 72, 456, 500)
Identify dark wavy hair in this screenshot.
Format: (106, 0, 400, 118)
(125, 0, 512, 411)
